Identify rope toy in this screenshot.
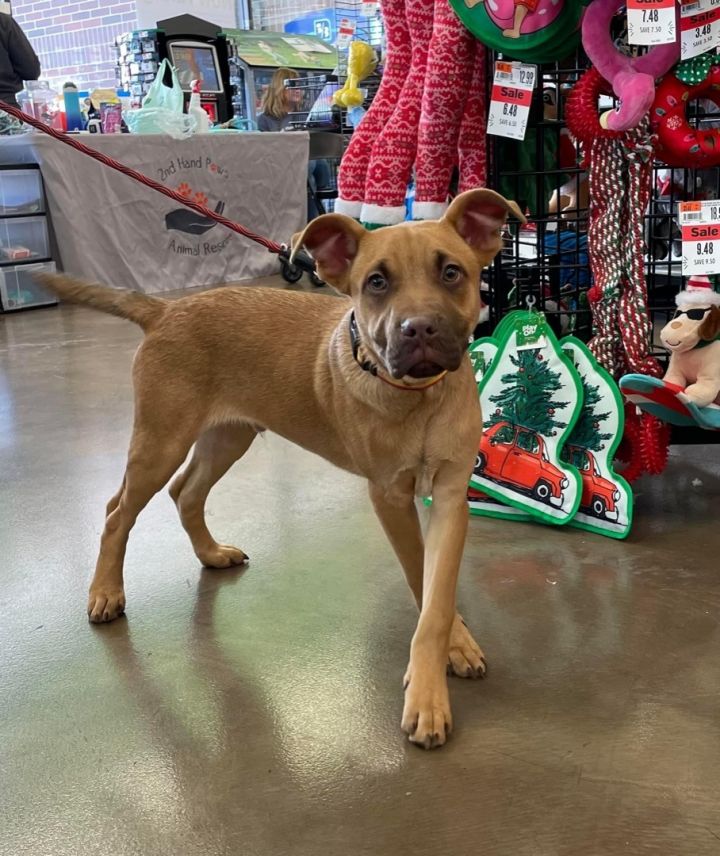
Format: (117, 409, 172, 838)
(566, 66, 622, 152)
(577, 103, 670, 476)
(582, 0, 679, 132)
(651, 59, 720, 167)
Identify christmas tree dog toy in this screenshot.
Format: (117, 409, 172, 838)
(620, 276, 720, 431)
(471, 310, 583, 524)
(561, 338, 633, 539)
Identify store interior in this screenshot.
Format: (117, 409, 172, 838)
(2, 1, 720, 854)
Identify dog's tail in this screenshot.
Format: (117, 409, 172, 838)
(35, 273, 166, 332)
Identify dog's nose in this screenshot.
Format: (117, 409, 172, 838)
(401, 317, 438, 339)
(670, 321, 682, 329)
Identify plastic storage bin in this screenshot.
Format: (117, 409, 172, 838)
(0, 215, 50, 264)
(0, 168, 45, 216)
(0, 261, 57, 310)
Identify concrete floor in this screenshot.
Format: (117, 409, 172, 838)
(2, 283, 720, 856)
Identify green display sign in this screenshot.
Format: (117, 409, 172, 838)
(224, 30, 337, 69)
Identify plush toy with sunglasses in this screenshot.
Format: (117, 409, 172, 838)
(619, 276, 720, 430)
(661, 276, 720, 407)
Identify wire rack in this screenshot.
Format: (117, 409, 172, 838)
(482, 45, 720, 444)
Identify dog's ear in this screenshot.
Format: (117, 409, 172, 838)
(291, 214, 366, 293)
(443, 189, 526, 259)
(699, 305, 720, 341)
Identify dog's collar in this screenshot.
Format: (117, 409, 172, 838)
(348, 312, 448, 392)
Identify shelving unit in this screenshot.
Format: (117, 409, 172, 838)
(0, 164, 57, 312)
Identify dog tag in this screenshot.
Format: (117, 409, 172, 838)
(627, 0, 677, 45)
(680, 0, 720, 59)
(487, 61, 536, 142)
(680, 200, 720, 275)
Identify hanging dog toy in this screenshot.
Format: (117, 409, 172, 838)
(567, 66, 671, 480)
(651, 57, 720, 167)
(581, 0, 679, 132)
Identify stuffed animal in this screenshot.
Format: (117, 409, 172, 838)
(661, 276, 720, 407)
(582, 0, 679, 132)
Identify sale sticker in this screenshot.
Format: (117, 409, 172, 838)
(627, 0, 676, 45)
(680, 0, 720, 58)
(487, 61, 536, 141)
(680, 200, 720, 274)
(336, 18, 356, 48)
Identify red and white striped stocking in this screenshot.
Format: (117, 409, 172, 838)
(335, 0, 411, 218)
(413, 0, 476, 220)
(361, 0, 434, 227)
(457, 41, 487, 193)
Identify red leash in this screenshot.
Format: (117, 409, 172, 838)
(0, 100, 284, 254)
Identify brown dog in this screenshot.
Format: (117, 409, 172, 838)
(36, 189, 523, 749)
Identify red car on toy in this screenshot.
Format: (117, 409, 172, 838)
(563, 445, 620, 521)
(475, 421, 568, 506)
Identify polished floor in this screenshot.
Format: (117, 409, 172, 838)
(2, 284, 720, 856)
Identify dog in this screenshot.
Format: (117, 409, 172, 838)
(661, 303, 720, 407)
(36, 188, 524, 749)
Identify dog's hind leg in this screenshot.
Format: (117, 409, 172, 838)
(88, 425, 197, 623)
(169, 423, 256, 569)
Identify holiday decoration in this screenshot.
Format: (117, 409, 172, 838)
(413, 0, 477, 220)
(581, 0, 679, 132)
(336, 0, 489, 226)
(450, 0, 586, 62)
(561, 337, 633, 538)
(335, 0, 411, 219)
(457, 41, 488, 193)
(471, 310, 583, 524)
(360, 0, 434, 227)
(651, 60, 720, 168)
(620, 276, 720, 430)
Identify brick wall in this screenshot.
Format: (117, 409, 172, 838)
(11, 0, 139, 91)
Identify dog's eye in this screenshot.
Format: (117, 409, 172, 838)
(443, 264, 463, 285)
(366, 273, 388, 293)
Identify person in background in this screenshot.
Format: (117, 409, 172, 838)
(257, 66, 331, 223)
(0, 12, 40, 108)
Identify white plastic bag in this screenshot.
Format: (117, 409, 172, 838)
(142, 59, 184, 113)
(124, 107, 196, 139)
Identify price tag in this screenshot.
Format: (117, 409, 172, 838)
(627, 0, 676, 45)
(680, 0, 720, 58)
(362, 0, 379, 15)
(680, 200, 720, 274)
(336, 18, 356, 49)
(487, 61, 536, 141)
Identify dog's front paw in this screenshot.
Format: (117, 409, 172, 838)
(88, 587, 126, 623)
(448, 614, 487, 679)
(401, 671, 452, 750)
(198, 543, 249, 569)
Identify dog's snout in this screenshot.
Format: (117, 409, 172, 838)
(400, 317, 438, 339)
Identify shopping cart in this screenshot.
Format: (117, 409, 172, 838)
(285, 74, 341, 130)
